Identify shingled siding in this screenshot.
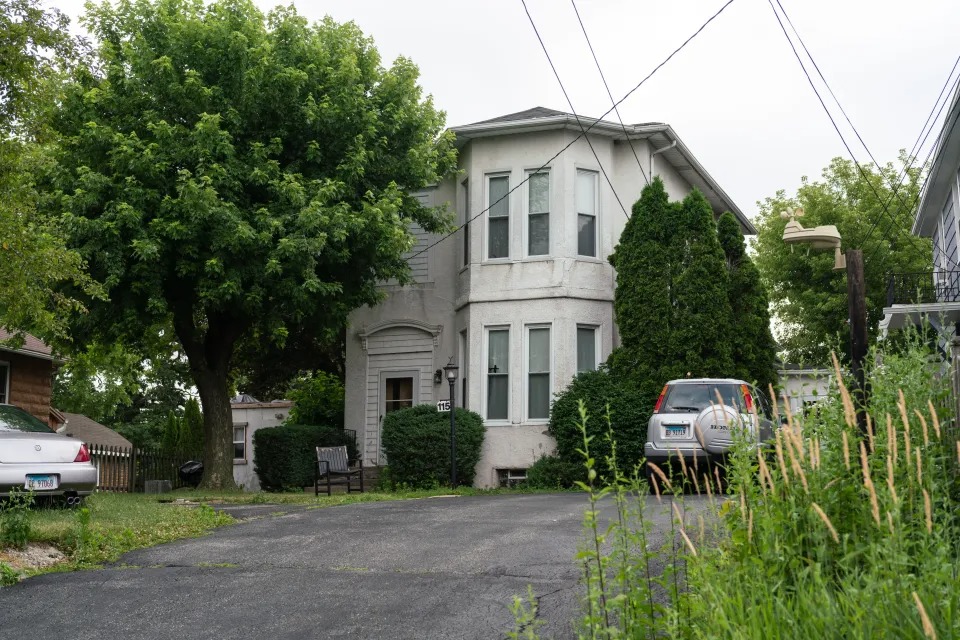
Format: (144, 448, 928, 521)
(4, 352, 55, 425)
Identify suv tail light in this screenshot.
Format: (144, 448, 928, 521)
(74, 444, 91, 463)
(653, 385, 668, 413)
(740, 385, 754, 414)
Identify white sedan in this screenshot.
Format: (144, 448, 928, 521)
(0, 404, 97, 504)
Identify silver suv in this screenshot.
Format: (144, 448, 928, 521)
(644, 378, 774, 490)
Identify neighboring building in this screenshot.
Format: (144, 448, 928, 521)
(882, 83, 960, 346)
(230, 398, 293, 491)
(777, 365, 832, 415)
(345, 107, 753, 487)
(58, 412, 133, 448)
(0, 328, 64, 428)
(58, 412, 133, 491)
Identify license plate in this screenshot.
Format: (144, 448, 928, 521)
(25, 475, 59, 491)
(663, 426, 688, 438)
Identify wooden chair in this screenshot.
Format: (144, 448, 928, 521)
(315, 445, 364, 496)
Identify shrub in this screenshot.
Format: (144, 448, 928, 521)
(549, 366, 651, 479)
(382, 404, 484, 489)
(524, 455, 583, 489)
(253, 423, 358, 492)
(287, 372, 345, 428)
(0, 489, 33, 550)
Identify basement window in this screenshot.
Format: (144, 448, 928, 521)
(497, 468, 528, 488)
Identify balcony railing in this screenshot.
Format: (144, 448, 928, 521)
(887, 271, 960, 306)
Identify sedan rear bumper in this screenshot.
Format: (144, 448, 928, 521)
(0, 462, 98, 497)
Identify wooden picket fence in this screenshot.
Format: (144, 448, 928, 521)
(86, 444, 196, 493)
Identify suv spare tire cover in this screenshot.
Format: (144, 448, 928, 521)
(694, 404, 749, 454)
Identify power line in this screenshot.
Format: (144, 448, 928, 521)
(521, 0, 629, 219)
(766, 0, 934, 266)
(408, 0, 738, 260)
(869, 99, 960, 274)
(570, 0, 649, 185)
(864, 67, 960, 268)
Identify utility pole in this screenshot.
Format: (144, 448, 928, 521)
(846, 248, 869, 437)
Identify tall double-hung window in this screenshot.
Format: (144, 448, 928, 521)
(486, 328, 509, 420)
(576, 170, 598, 257)
(527, 326, 551, 420)
(488, 175, 510, 259)
(527, 171, 550, 256)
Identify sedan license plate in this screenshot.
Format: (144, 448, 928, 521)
(663, 425, 688, 438)
(25, 475, 59, 491)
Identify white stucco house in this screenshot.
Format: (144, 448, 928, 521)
(231, 397, 292, 491)
(344, 106, 754, 487)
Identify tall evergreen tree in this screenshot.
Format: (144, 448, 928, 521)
(609, 178, 676, 397)
(668, 190, 734, 379)
(717, 212, 777, 393)
(161, 411, 181, 454)
(179, 398, 204, 459)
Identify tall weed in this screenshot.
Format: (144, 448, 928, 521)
(513, 339, 960, 639)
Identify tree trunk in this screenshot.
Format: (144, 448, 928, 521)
(193, 364, 238, 490)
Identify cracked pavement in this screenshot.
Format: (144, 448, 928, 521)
(0, 493, 708, 639)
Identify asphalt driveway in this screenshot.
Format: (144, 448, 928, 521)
(0, 493, 708, 639)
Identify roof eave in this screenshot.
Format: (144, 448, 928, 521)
(913, 87, 960, 236)
(642, 124, 755, 234)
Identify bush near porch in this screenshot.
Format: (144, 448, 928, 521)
(382, 405, 485, 488)
(253, 424, 358, 492)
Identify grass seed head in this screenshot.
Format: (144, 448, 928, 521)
(916, 448, 923, 487)
(842, 431, 851, 471)
(928, 400, 941, 440)
(923, 489, 932, 534)
(886, 454, 898, 504)
(811, 502, 840, 543)
(775, 431, 790, 486)
(887, 414, 898, 465)
(913, 591, 937, 640)
(914, 409, 930, 447)
(831, 352, 857, 430)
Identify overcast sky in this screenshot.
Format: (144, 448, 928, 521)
(52, 0, 960, 221)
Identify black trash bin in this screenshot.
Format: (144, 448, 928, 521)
(179, 460, 204, 488)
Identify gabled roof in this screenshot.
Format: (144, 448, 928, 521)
(0, 328, 55, 361)
(468, 106, 570, 125)
(60, 412, 132, 448)
(450, 106, 754, 234)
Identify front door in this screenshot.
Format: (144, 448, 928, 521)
(377, 370, 420, 464)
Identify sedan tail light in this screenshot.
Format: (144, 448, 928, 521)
(74, 444, 91, 463)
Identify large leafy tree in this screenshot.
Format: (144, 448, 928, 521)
(52, 335, 192, 444)
(0, 0, 97, 341)
(718, 211, 777, 393)
(753, 156, 929, 364)
(44, 0, 456, 488)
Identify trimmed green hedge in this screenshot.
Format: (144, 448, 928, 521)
(525, 455, 584, 489)
(549, 366, 652, 479)
(253, 423, 358, 492)
(381, 404, 485, 488)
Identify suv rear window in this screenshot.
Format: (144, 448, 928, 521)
(0, 405, 53, 433)
(660, 383, 744, 414)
